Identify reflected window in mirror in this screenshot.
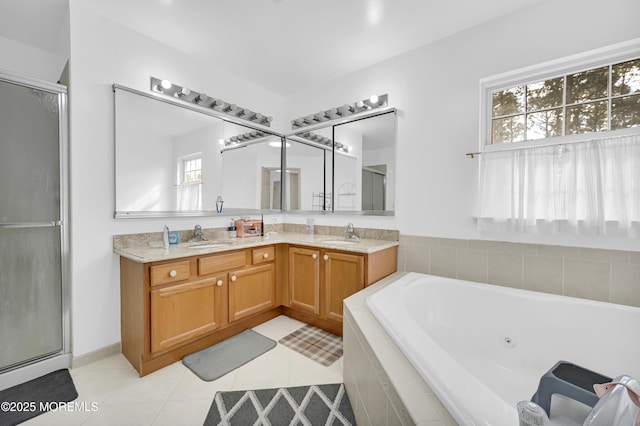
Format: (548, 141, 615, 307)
(177, 154, 203, 211)
(114, 87, 225, 215)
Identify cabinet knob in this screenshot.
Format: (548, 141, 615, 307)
(323, 255, 329, 261)
(216, 280, 223, 287)
(263, 253, 269, 259)
(312, 253, 317, 259)
(169, 270, 177, 278)
(231, 275, 237, 282)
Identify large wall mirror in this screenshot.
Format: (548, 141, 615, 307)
(114, 85, 283, 217)
(114, 84, 396, 217)
(285, 110, 396, 214)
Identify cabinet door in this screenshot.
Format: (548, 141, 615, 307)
(228, 263, 275, 322)
(150, 277, 224, 353)
(323, 252, 364, 322)
(289, 247, 320, 315)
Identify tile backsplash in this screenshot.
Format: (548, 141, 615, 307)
(398, 235, 640, 308)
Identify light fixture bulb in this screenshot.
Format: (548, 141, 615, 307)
(175, 87, 191, 97)
(347, 145, 353, 152)
(160, 79, 172, 90)
(369, 95, 379, 104)
(356, 100, 365, 109)
(218, 139, 225, 146)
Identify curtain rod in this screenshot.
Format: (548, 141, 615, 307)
(466, 131, 640, 159)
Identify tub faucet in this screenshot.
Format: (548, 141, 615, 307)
(344, 223, 359, 239)
(188, 224, 207, 243)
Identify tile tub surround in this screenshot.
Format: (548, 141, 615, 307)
(343, 272, 457, 426)
(398, 235, 640, 308)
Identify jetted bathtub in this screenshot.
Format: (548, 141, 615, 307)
(366, 272, 640, 425)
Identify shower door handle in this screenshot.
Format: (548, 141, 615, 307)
(0, 221, 62, 228)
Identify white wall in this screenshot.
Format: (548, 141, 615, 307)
(284, 0, 640, 251)
(0, 36, 68, 83)
(67, 1, 285, 356)
(62, 0, 640, 357)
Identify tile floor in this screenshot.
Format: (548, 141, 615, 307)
(25, 316, 344, 425)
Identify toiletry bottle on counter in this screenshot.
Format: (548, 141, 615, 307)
(306, 218, 314, 235)
(228, 219, 237, 238)
(168, 231, 179, 244)
(163, 225, 170, 248)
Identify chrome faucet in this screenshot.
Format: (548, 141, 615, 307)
(188, 224, 207, 243)
(344, 223, 359, 239)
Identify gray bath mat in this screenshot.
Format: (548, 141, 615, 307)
(204, 383, 355, 425)
(0, 369, 78, 426)
(183, 329, 276, 381)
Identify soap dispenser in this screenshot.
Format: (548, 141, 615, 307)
(228, 219, 237, 238)
(163, 225, 170, 248)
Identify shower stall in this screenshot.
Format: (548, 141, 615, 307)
(0, 70, 70, 390)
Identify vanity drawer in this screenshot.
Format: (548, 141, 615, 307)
(199, 250, 247, 276)
(252, 246, 275, 264)
(150, 260, 191, 286)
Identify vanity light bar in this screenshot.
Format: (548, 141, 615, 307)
(290, 94, 388, 130)
(297, 131, 351, 153)
(222, 130, 271, 146)
(150, 77, 274, 127)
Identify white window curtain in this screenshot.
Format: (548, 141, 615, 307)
(477, 134, 640, 236)
(176, 182, 202, 211)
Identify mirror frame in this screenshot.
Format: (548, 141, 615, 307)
(284, 107, 397, 216)
(113, 83, 396, 218)
(113, 84, 285, 218)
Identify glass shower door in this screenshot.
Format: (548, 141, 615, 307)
(0, 78, 65, 372)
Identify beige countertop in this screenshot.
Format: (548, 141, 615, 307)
(114, 231, 399, 263)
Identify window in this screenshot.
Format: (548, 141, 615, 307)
(176, 154, 202, 211)
(478, 41, 640, 237)
(181, 156, 202, 184)
(490, 59, 640, 145)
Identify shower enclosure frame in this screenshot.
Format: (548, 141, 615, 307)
(0, 69, 71, 390)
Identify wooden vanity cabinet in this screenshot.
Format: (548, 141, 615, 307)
(289, 246, 321, 315)
(119, 242, 396, 376)
(322, 251, 364, 322)
(228, 246, 276, 322)
(120, 245, 280, 377)
(286, 245, 396, 334)
(150, 275, 225, 353)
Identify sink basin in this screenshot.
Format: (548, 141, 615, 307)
(187, 242, 234, 249)
(322, 239, 361, 245)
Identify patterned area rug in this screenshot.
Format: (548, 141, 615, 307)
(203, 383, 355, 426)
(278, 325, 343, 366)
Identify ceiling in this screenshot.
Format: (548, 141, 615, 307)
(1, 0, 546, 96)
